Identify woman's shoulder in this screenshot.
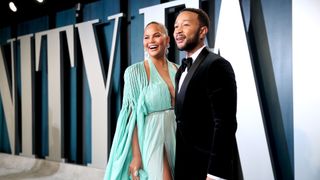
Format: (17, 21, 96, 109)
(125, 61, 144, 74)
(124, 61, 147, 82)
(168, 61, 180, 70)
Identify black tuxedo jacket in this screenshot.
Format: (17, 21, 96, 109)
(175, 47, 237, 179)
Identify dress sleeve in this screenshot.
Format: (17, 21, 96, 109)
(104, 63, 147, 180)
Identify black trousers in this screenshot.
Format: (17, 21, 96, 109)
(174, 129, 209, 180)
(174, 129, 242, 180)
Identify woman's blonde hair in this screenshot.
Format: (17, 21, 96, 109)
(145, 21, 168, 36)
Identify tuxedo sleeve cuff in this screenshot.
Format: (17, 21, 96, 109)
(207, 174, 227, 180)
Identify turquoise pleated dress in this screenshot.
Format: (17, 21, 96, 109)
(104, 58, 177, 180)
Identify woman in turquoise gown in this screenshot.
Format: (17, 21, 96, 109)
(104, 22, 177, 180)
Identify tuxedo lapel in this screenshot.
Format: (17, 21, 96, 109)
(176, 48, 209, 113)
(175, 66, 183, 95)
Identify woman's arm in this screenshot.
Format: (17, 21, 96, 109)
(129, 125, 142, 179)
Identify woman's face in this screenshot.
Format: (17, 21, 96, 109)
(143, 23, 169, 59)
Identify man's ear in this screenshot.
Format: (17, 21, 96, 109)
(199, 26, 208, 40)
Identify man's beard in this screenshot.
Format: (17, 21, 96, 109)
(178, 28, 201, 51)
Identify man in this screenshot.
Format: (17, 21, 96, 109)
(174, 8, 238, 180)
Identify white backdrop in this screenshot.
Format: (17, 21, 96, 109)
(293, 0, 320, 179)
(215, 1, 274, 179)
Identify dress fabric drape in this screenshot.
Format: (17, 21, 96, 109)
(104, 58, 177, 180)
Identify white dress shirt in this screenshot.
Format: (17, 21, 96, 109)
(178, 45, 205, 92)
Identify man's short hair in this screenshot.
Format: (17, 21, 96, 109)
(180, 8, 210, 29)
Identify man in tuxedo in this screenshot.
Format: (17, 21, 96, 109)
(174, 8, 238, 180)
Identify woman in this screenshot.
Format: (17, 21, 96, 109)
(104, 22, 177, 180)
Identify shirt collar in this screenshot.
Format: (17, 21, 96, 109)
(188, 45, 206, 63)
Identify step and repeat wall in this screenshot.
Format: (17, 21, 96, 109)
(0, 0, 319, 179)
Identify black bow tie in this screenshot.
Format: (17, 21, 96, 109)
(182, 57, 193, 71)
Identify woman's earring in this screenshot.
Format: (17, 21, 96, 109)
(144, 50, 149, 59)
(166, 44, 170, 55)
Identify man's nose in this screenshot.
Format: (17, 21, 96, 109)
(174, 26, 182, 34)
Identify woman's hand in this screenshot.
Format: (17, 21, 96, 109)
(129, 155, 142, 180)
(130, 125, 142, 180)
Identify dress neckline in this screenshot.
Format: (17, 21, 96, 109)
(147, 58, 175, 87)
(146, 58, 176, 107)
